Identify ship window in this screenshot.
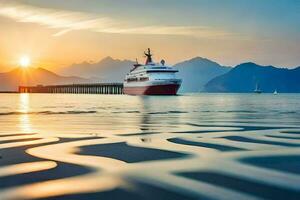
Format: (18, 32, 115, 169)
(139, 77, 149, 81)
(127, 78, 138, 82)
(146, 70, 176, 73)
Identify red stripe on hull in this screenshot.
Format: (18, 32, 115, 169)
(124, 84, 180, 95)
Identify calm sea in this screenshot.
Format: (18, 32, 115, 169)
(0, 93, 300, 199)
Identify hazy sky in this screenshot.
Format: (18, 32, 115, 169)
(0, 0, 300, 72)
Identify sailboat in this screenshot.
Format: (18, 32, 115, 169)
(254, 83, 262, 94)
(273, 89, 278, 95)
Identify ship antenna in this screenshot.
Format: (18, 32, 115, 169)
(132, 58, 141, 70)
(144, 48, 153, 65)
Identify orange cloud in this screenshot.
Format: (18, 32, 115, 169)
(0, 1, 234, 38)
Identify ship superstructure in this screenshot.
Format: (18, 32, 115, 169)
(123, 48, 182, 95)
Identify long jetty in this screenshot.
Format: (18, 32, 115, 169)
(19, 83, 124, 94)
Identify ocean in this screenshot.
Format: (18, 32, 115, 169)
(0, 93, 300, 199)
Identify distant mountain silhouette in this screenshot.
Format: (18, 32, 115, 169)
(174, 57, 231, 92)
(2, 58, 299, 93)
(204, 62, 300, 93)
(60, 56, 231, 92)
(0, 67, 88, 91)
(59, 56, 135, 82)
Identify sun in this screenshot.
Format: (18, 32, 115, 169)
(19, 56, 31, 68)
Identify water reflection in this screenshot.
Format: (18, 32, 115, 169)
(0, 94, 299, 199)
(137, 96, 183, 133)
(0, 161, 57, 177)
(18, 93, 32, 133)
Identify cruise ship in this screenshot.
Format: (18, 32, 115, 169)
(123, 49, 182, 95)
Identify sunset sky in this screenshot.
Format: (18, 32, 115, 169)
(0, 0, 300, 72)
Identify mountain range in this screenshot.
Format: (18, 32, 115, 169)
(204, 62, 300, 93)
(59, 56, 231, 93)
(0, 57, 299, 93)
(0, 67, 87, 91)
(174, 57, 231, 92)
(59, 56, 134, 82)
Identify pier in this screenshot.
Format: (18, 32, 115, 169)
(19, 83, 124, 94)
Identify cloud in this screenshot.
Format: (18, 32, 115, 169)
(0, 1, 233, 38)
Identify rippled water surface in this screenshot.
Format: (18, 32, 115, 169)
(0, 93, 300, 200)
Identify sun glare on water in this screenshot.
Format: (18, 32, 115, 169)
(19, 56, 31, 68)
